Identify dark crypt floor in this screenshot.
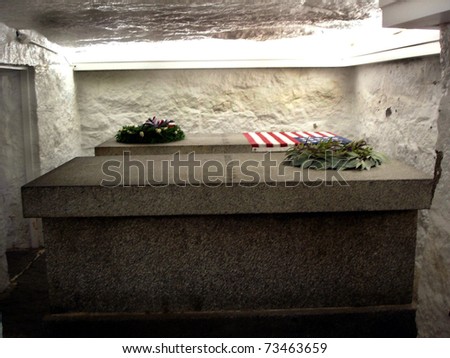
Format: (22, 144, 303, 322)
(0, 249, 48, 338)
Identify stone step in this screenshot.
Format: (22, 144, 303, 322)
(95, 133, 255, 156)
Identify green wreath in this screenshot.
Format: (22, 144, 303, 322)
(284, 139, 386, 170)
(116, 116, 185, 144)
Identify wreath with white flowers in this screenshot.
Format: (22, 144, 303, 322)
(115, 116, 185, 144)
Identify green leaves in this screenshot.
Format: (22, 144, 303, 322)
(115, 124, 185, 144)
(284, 139, 387, 171)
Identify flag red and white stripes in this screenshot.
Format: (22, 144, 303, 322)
(243, 131, 337, 148)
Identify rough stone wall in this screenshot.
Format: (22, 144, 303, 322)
(76, 67, 356, 155)
(354, 56, 441, 175)
(0, 70, 29, 252)
(353, 56, 448, 337)
(416, 25, 450, 338)
(0, 22, 82, 292)
(0, 22, 82, 174)
(0, 69, 29, 292)
(34, 64, 81, 174)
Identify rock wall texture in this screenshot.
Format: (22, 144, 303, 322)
(0, 22, 82, 292)
(34, 64, 81, 174)
(415, 25, 450, 338)
(76, 67, 356, 154)
(0, 22, 82, 174)
(0, 70, 29, 253)
(353, 56, 448, 337)
(354, 57, 441, 175)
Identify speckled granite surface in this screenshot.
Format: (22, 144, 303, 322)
(43, 211, 417, 313)
(22, 154, 433, 218)
(95, 133, 252, 156)
(20, 152, 432, 337)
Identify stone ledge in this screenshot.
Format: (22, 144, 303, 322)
(22, 153, 433, 218)
(95, 133, 252, 156)
(43, 304, 417, 338)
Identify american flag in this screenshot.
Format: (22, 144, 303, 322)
(243, 131, 350, 151)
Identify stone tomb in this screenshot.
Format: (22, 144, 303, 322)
(21, 135, 434, 337)
(95, 133, 254, 156)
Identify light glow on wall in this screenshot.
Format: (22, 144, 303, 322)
(70, 27, 440, 70)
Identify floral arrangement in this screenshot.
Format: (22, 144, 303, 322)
(284, 139, 386, 170)
(115, 116, 185, 144)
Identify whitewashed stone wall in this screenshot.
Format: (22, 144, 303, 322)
(415, 26, 450, 338)
(354, 57, 441, 175)
(353, 56, 448, 337)
(34, 64, 81, 174)
(0, 22, 82, 175)
(0, 22, 82, 292)
(76, 68, 356, 155)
